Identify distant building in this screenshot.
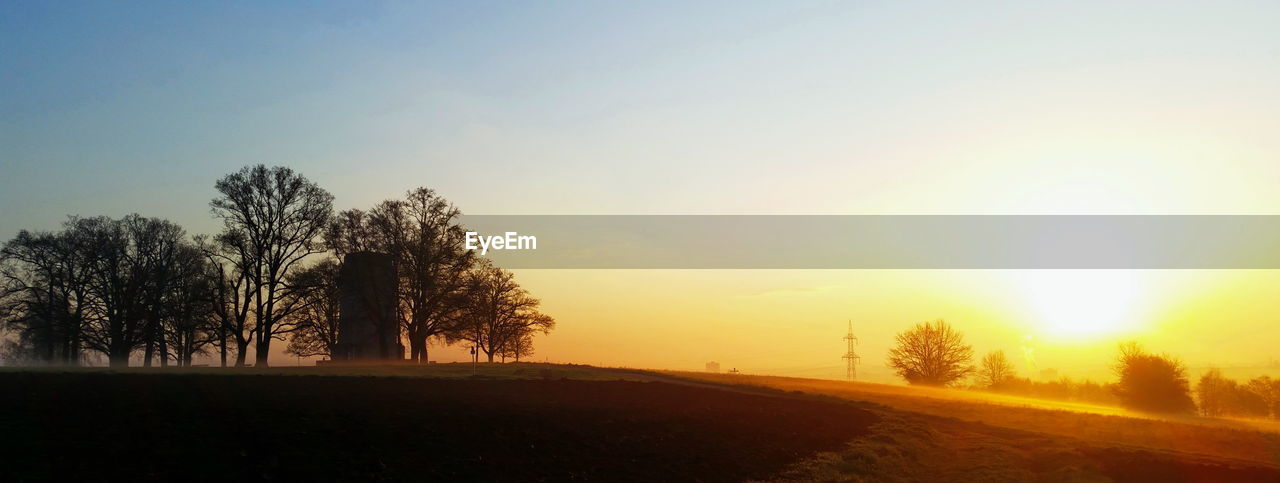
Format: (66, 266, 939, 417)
(705, 361, 720, 373)
(333, 252, 404, 361)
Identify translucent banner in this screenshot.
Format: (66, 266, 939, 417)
(457, 215, 1280, 269)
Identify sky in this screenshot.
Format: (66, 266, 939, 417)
(3, 1, 1280, 379)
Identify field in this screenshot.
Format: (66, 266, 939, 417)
(2, 364, 1279, 481)
(0, 364, 875, 482)
(662, 371, 1280, 481)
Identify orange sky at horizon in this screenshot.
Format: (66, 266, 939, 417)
(6, 2, 1280, 385)
(381, 268, 1277, 386)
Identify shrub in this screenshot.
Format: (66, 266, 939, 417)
(1112, 342, 1195, 414)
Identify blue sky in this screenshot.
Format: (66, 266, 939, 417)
(4, 0, 1280, 239)
(4, 1, 1280, 371)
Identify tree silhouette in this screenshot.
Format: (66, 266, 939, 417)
(886, 319, 974, 386)
(1247, 376, 1280, 419)
(977, 350, 1016, 389)
(159, 242, 217, 366)
(283, 258, 342, 359)
(499, 330, 536, 362)
(3, 215, 212, 367)
(1195, 369, 1269, 418)
(1112, 342, 1195, 414)
(325, 188, 474, 363)
(1197, 368, 1233, 417)
(1, 224, 93, 364)
(449, 263, 554, 363)
(0, 168, 564, 370)
(211, 165, 333, 367)
(197, 234, 257, 367)
(78, 216, 185, 367)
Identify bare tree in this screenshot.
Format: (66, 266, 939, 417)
(1194, 369, 1268, 418)
(131, 215, 190, 367)
(977, 350, 1016, 389)
(2, 215, 202, 367)
(1247, 376, 1280, 419)
(450, 263, 555, 363)
(324, 209, 376, 255)
(283, 259, 342, 359)
(886, 319, 974, 386)
(1197, 368, 1234, 417)
(74, 216, 161, 366)
(498, 329, 537, 363)
(1, 223, 93, 365)
(326, 188, 474, 363)
(211, 165, 333, 367)
(198, 234, 255, 367)
(3, 215, 196, 367)
(162, 243, 219, 366)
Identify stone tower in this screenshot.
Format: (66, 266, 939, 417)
(334, 251, 403, 361)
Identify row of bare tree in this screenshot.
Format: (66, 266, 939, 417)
(1, 165, 553, 367)
(884, 320, 1271, 416)
(282, 256, 554, 364)
(1195, 370, 1280, 419)
(0, 216, 213, 366)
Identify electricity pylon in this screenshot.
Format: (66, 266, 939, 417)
(843, 320, 860, 380)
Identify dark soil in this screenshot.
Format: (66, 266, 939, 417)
(0, 373, 878, 482)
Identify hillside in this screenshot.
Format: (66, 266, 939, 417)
(2, 364, 1279, 481)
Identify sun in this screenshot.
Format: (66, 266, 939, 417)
(1014, 270, 1149, 339)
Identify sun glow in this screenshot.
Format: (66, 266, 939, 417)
(1015, 270, 1150, 339)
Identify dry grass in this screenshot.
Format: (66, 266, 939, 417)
(8, 363, 1280, 480)
(764, 411, 1112, 482)
(669, 371, 1280, 469)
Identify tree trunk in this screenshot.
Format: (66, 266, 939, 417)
(408, 344, 419, 363)
(109, 346, 130, 368)
(158, 328, 169, 368)
(255, 331, 271, 367)
(219, 325, 228, 368)
(64, 318, 82, 366)
(143, 333, 154, 367)
(259, 275, 276, 367)
(409, 337, 425, 364)
(235, 338, 250, 367)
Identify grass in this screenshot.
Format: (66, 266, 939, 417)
(767, 411, 1111, 482)
(8, 363, 1280, 480)
(667, 371, 1280, 469)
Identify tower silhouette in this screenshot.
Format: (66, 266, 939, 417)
(843, 320, 860, 380)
